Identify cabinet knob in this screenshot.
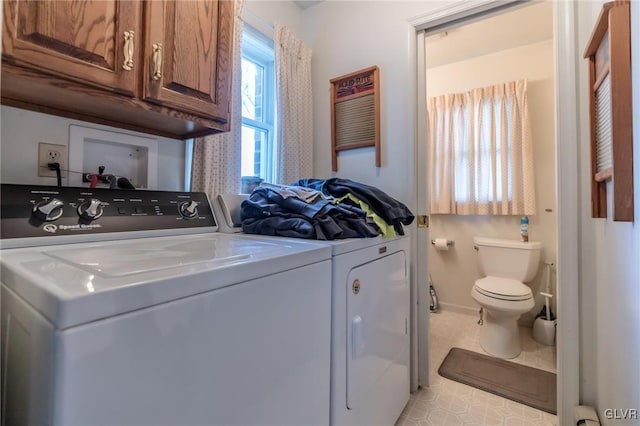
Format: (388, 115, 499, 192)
(122, 31, 135, 71)
(152, 43, 163, 81)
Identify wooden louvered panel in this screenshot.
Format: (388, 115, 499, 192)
(595, 73, 612, 174)
(584, 0, 633, 221)
(330, 66, 380, 171)
(335, 94, 376, 149)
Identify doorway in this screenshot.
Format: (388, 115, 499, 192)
(411, 1, 580, 425)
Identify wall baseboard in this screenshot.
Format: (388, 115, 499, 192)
(436, 302, 478, 316)
(436, 302, 536, 328)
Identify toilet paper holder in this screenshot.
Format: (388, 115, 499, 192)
(431, 239, 454, 248)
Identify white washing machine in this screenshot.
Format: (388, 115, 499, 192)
(215, 194, 411, 426)
(0, 184, 332, 426)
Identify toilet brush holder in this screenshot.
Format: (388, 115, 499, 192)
(533, 317, 556, 346)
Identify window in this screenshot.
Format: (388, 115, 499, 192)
(453, 98, 512, 204)
(428, 81, 536, 215)
(241, 26, 276, 191)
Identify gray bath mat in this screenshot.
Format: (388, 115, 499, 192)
(438, 347, 557, 414)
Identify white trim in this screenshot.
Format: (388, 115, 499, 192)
(241, 31, 276, 183)
(408, 0, 527, 33)
(553, 1, 581, 424)
(407, 22, 420, 393)
(410, 1, 580, 423)
(241, 7, 275, 39)
(414, 30, 430, 389)
(184, 139, 194, 192)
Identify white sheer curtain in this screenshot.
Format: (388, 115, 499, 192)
(274, 24, 313, 185)
(428, 80, 536, 215)
(190, 0, 245, 196)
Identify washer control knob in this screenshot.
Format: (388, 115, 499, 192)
(33, 199, 64, 222)
(77, 199, 105, 220)
(179, 201, 199, 219)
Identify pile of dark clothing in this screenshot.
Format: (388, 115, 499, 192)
(241, 178, 414, 240)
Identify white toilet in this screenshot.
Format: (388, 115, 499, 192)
(471, 237, 542, 359)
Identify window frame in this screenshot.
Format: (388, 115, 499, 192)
(241, 25, 276, 183)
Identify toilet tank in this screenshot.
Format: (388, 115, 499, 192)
(473, 237, 542, 282)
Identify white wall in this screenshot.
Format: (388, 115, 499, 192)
(426, 40, 557, 323)
(576, 0, 640, 421)
(0, 106, 186, 190)
(244, 0, 304, 38)
(302, 1, 450, 207)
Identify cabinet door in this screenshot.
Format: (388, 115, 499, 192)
(142, 0, 234, 125)
(1, 0, 141, 96)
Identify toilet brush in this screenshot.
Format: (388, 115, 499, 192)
(533, 262, 556, 345)
(540, 291, 553, 320)
(535, 261, 556, 321)
(428, 273, 439, 313)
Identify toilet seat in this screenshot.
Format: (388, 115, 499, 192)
(474, 277, 532, 301)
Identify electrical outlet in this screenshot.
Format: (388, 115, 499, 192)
(38, 143, 68, 178)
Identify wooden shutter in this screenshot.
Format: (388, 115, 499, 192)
(584, 0, 633, 221)
(330, 66, 380, 172)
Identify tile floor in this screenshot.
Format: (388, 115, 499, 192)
(396, 310, 557, 426)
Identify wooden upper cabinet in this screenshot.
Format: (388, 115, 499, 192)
(1, 0, 141, 96)
(1, 0, 235, 138)
(142, 0, 233, 125)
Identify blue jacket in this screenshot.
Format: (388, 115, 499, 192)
(293, 178, 414, 235)
(241, 185, 379, 240)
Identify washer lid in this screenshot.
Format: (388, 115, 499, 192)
(44, 239, 251, 278)
(0, 233, 331, 329)
(475, 276, 532, 300)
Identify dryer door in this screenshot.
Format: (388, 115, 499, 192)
(346, 250, 409, 411)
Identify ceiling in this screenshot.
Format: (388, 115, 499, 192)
(425, 1, 554, 69)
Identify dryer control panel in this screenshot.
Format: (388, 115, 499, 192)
(1, 184, 217, 243)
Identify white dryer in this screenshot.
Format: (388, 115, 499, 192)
(0, 184, 332, 426)
(214, 194, 411, 426)
(326, 236, 410, 426)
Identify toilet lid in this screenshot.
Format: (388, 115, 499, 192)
(474, 276, 532, 301)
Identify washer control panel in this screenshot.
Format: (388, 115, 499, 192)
(1, 184, 217, 241)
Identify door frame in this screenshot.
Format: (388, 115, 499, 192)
(409, 2, 580, 425)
